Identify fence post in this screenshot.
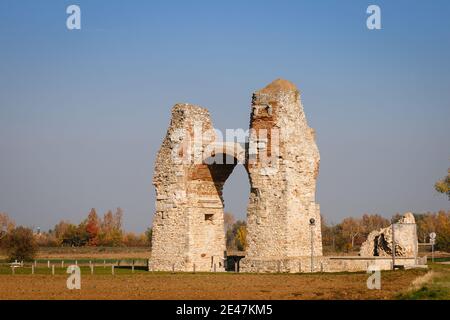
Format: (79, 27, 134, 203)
(52, 265, 55, 276)
(214, 263, 216, 273)
(32, 264, 34, 275)
(75, 260, 78, 266)
(112, 265, 115, 276)
(61, 260, 64, 268)
(47, 260, 50, 268)
(104, 260, 106, 268)
(91, 264, 94, 275)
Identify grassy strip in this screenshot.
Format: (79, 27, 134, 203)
(0, 258, 148, 264)
(397, 264, 450, 300)
(0, 265, 149, 275)
(429, 257, 450, 263)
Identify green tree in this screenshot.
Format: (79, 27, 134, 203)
(145, 228, 153, 247)
(4, 227, 38, 261)
(235, 225, 247, 251)
(61, 223, 89, 247)
(435, 168, 450, 200)
(226, 220, 246, 251)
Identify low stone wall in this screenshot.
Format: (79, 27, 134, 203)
(325, 256, 424, 272)
(239, 256, 426, 273)
(240, 256, 327, 273)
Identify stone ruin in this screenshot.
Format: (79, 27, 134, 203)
(150, 79, 423, 273)
(150, 79, 323, 272)
(360, 212, 418, 258)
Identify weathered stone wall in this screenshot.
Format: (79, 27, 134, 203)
(151, 104, 229, 272)
(234, 256, 425, 273)
(360, 212, 418, 258)
(240, 79, 323, 272)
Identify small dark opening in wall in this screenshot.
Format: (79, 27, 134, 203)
(205, 214, 214, 222)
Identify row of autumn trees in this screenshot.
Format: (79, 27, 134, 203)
(1, 209, 152, 248)
(42, 208, 152, 247)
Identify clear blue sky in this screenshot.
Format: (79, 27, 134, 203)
(0, 0, 449, 232)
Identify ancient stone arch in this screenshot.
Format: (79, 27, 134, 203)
(150, 79, 323, 272)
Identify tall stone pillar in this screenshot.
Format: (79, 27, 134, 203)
(150, 104, 230, 272)
(240, 79, 323, 272)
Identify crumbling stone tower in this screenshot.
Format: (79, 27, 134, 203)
(151, 104, 232, 272)
(150, 79, 323, 273)
(240, 79, 323, 272)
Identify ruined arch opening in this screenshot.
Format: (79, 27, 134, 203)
(203, 153, 239, 206)
(204, 152, 250, 271)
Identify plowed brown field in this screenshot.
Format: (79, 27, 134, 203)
(0, 269, 426, 300)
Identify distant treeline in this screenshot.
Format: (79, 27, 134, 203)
(1, 210, 449, 253)
(0, 208, 152, 248)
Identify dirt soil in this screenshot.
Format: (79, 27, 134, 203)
(0, 269, 426, 300)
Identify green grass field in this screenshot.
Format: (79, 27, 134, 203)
(0, 265, 148, 275)
(397, 263, 450, 300)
